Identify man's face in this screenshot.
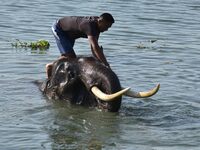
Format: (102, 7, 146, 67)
(98, 20, 112, 32)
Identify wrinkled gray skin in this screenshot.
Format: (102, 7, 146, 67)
(40, 56, 122, 112)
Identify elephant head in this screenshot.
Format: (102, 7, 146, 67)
(40, 56, 160, 112)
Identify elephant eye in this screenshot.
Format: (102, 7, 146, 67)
(58, 68, 65, 77)
(59, 70, 65, 73)
(68, 70, 75, 79)
(56, 63, 65, 73)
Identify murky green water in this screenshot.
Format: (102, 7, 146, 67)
(0, 0, 200, 149)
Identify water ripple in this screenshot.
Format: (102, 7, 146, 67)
(0, 0, 200, 149)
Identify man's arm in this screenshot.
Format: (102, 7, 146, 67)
(88, 35, 110, 67)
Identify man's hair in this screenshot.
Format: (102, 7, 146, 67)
(100, 13, 115, 23)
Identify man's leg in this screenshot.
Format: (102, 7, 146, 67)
(52, 22, 75, 56)
(46, 63, 53, 79)
(46, 22, 76, 79)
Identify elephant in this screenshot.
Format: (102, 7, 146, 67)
(39, 56, 160, 112)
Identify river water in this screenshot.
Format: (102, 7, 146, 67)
(0, 0, 200, 149)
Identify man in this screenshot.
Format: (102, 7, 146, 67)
(46, 13, 115, 79)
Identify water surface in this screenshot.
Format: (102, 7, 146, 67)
(0, 0, 200, 149)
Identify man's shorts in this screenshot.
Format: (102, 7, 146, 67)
(51, 20, 75, 55)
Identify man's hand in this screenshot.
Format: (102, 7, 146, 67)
(100, 46, 110, 68)
(88, 35, 110, 67)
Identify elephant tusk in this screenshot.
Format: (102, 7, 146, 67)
(124, 84, 160, 98)
(91, 86, 130, 101)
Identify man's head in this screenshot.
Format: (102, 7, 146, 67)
(98, 13, 115, 32)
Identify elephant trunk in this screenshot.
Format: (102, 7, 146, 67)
(79, 60, 123, 111)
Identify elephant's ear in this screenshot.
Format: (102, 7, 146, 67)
(50, 62, 65, 86)
(39, 79, 51, 93)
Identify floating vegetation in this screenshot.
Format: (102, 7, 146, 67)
(11, 39, 50, 50)
(136, 39, 158, 49)
(136, 42, 147, 49)
(149, 39, 157, 43)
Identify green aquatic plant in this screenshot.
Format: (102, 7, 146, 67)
(11, 39, 50, 50)
(136, 39, 158, 49)
(136, 42, 147, 49)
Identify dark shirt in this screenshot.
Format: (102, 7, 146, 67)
(58, 16, 100, 40)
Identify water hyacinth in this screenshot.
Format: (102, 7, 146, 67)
(11, 39, 50, 50)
